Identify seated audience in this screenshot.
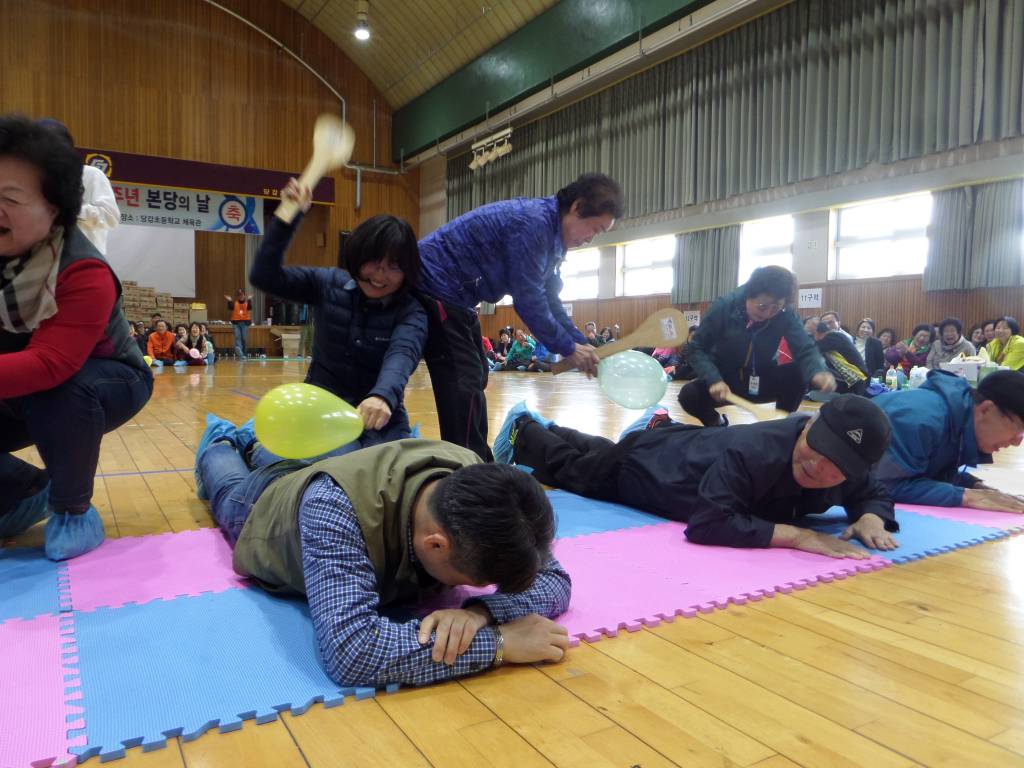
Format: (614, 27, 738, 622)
(968, 323, 986, 349)
(803, 315, 820, 337)
(981, 319, 998, 349)
(146, 319, 176, 365)
(133, 321, 147, 355)
(176, 321, 210, 366)
(527, 340, 555, 373)
(500, 329, 536, 371)
(874, 370, 1024, 512)
(986, 316, 1024, 371)
(853, 318, 885, 376)
(820, 311, 853, 341)
(878, 327, 897, 351)
(481, 334, 495, 367)
(885, 324, 933, 374)
(582, 321, 603, 347)
(926, 317, 975, 369)
(814, 322, 869, 395)
(493, 396, 897, 557)
(491, 330, 511, 369)
(653, 325, 698, 380)
(679, 266, 834, 426)
(194, 427, 572, 687)
(199, 322, 216, 364)
(598, 326, 613, 345)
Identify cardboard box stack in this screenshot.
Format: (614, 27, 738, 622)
(119, 282, 193, 327)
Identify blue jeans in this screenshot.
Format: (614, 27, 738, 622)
(0, 358, 153, 513)
(199, 441, 307, 545)
(247, 404, 413, 468)
(233, 321, 249, 357)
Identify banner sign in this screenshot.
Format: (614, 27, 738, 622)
(562, 303, 573, 317)
(112, 183, 263, 234)
(79, 146, 335, 204)
(683, 310, 700, 327)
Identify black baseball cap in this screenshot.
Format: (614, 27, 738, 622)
(978, 370, 1024, 423)
(806, 394, 892, 479)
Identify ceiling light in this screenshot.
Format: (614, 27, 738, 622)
(354, 1, 370, 40)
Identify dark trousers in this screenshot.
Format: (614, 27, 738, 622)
(512, 422, 628, 502)
(0, 358, 153, 513)
(679, 366, 804, 426)
(418, 294, 493, 462)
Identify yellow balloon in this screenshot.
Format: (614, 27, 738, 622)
(143, 355, 153, 366)
(254, 383, 364, 459)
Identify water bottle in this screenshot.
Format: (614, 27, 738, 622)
(885, 366, 898, 391)
(896, 367, 907, 390)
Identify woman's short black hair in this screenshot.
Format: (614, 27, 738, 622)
(983, 319, 997, 331)
(859, 317, 876, 333)
(174, 324, 188, 335)
(343, 214, 420, 295)
(998, 316, 1021, 336)
(744, 265, 798, 305)
(429, 463, 555, 594)
(555, 173, 625, 219)
(938, 317, 963, 336)
(879, 327, 897, 342)
(911, 323, 934, 341)
(0, 114, 83, 231)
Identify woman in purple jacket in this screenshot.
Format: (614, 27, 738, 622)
(416, 174, 623, 460)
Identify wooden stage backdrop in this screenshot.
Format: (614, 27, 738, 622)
(0, 0, 419, 322)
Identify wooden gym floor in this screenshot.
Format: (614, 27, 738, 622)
(8, 360, 1024, 768)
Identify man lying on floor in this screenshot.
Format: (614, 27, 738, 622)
(494, 394, 898, 559)
(872, 369, 1024, 513)
(194, 415, 571, 687)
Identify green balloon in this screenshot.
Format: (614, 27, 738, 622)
(254, 383, 364, 459)
(598, 350, 668, 409)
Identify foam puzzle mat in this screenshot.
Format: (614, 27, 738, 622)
(2, 492, 1023, 767)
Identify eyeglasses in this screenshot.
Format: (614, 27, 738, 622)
(754, 301, 785, 315)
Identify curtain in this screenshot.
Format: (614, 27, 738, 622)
(446, 0, 1024, 222)
(923, 179, 1024, 290)
(923, 187, 972, 290)
(672, 226, 741, 304)
(967, 179, 1024, 288)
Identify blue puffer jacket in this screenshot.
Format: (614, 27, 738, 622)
(250, 216, 427, 436)
(417, 196, 586, 356)
(872, 370, 988, 506)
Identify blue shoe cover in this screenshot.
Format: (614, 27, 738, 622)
(45, 506, 105, 561)
(195, 413, 238, 500)
(0, 482, 50, 539)
(492, 401, 552, 465)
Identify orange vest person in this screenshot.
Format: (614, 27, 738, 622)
(225, 289, 253, 358)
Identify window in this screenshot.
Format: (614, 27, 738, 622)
(619, 236, 675, 296)
(558, 247, 600, 301)
(738, 215, 794, 285)
(834, 193, 932, 279)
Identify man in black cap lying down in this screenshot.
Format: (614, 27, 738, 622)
(493, 395, 898, 558)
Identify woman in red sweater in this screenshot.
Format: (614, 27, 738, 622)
(0, 115, 152, 559)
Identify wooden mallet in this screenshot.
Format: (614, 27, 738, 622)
(551, 308, 688, 375)
(274, 114, 355, 225)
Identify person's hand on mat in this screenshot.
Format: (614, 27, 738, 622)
(357, 396, 392, 431)
(773, 524, 871, 559)
(572, 343, 600, 377)
(282, 177, 313, 213)
(418, 605, 491, 665)
(708, 381, 732, 403)
(500, 614, 571, 663)
(841, 513, 898, 551)
(963, 489, 1024, 514)
(811, 371, 837, 393)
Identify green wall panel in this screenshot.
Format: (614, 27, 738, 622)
(392, 0, 713, 160)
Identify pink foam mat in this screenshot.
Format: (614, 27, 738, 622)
(550, 522, 889, 640)
(64, 528, 249, 613)
(896, 503, 1024, 531)
(0, 613, 83, 768)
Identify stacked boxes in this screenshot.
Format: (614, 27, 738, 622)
(119, 281, 193, 326)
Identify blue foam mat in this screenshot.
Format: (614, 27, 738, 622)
(70, 588, 391, 761)
(0, 547, 63, 622)
(803, 507, 1008, 563)
(549, 490, 664, 538)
